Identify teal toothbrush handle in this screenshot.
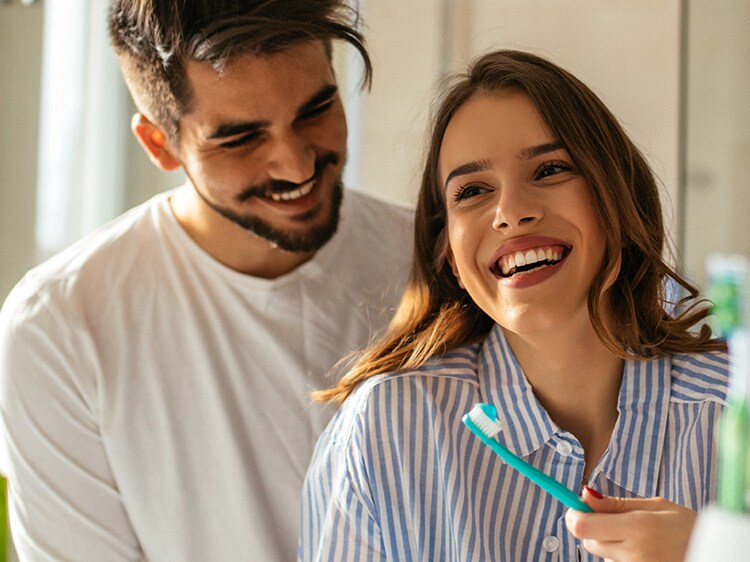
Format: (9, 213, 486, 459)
(463, 416, 593, 513)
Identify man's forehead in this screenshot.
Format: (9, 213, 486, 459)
(178, 46, 339, 141)
(187, 42, 329, 90)
(184, 43, 334, 104)
(185, 40, 331, 80)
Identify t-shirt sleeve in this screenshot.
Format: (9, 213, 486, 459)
(0, 284, 142, 561)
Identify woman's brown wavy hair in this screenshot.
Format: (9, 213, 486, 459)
(316, 49, 724, 404)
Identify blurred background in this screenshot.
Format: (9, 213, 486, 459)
(1, 0, 749, 304)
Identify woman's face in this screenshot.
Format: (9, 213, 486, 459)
(439, 90, 606, 338)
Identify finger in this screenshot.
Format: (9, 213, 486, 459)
(579, 538, 627, 562)
(565, 508, 630, 542)
(581, 487, 667, 514)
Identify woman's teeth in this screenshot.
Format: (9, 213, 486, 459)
(498, 246, 564, 276)
(267, 181, 314, 202)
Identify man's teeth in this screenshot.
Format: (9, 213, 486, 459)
(267, 181, 314, 202)
(500, 246, 563, 276)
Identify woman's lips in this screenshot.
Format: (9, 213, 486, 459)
(493, 244, 569, 277)
(489, 237, 571, 279)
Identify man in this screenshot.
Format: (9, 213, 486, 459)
(0, 1, 413, 560)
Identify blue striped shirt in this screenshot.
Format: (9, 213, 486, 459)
(299, 324, 729, 561)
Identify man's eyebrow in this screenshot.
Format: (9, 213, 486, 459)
(207, 120, 268, 141)
(443, 159, 491, 189)
(204, 84, 339, 141)
(296, 84, 338, 118)
(519, 141, 564, 160)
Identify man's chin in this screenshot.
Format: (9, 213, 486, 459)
(265, 223, 339, 253)
(225, 182, 344, 253)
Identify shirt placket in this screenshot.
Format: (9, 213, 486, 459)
(536, 431, 587, 562)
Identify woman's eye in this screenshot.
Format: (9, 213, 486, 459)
(535, 161, 573, 180)
(452, 184, 485, 202)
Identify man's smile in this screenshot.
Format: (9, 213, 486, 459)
(266, 180, 315, 202)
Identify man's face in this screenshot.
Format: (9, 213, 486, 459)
(175, 41, 348, 253)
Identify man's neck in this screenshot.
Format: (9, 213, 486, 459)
(168, 185, 315, 279)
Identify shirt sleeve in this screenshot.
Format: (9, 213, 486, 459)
(0, 286, 142, 561)
(299, 421, 386, 562)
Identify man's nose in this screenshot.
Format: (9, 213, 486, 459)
(265, 131, 316, 184)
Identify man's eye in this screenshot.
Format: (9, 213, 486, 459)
(452, 184, 485, 202)
(301, 101, 334, 120)
(220, 133, 259, 149)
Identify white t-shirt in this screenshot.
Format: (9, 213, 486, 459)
(0, 187, 413, 562)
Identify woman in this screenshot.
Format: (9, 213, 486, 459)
(299, 50, 728, 562)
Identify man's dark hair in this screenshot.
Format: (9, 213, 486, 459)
(108, 0, 371, 140)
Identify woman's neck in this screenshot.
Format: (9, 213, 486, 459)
(503, 319, 624, 478)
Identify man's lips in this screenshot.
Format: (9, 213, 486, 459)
(489, 237, 571, 278)
(265, 179, 315, 202)
(237, 151, 340, 204)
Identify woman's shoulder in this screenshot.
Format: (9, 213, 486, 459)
(669, 349, 730, 404)
(355, 343, 481, 398)
(326, 343, 481, 441)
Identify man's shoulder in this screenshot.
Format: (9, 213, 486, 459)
(340, 189, 414, 235)
(6, 193, 169, 309)
(334, 188, 413, 259)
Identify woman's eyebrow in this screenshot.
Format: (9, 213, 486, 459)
(518, 141, 564, 160)
(444, 159, 491, 189)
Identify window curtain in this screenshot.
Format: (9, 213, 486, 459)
(35, 0, 128, 259)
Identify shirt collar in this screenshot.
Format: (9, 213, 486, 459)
(476, 324, 672, 498)
(597, 353, 672, 498)
(476, 324, 558, 457)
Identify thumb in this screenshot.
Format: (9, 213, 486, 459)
(581, 486, 663, 513)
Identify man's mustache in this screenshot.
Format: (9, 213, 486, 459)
(236, 152, 341, 203)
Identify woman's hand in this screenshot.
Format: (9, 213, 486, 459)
(564, 487, 698, 562)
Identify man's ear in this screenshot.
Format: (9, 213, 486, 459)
(445, 244, 465, 289)
(131, 113, 181, 172)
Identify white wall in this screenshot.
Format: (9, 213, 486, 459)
(347, 0, 682, 241)
(683, 0, 750, 287)
(0, 3, 43, 300)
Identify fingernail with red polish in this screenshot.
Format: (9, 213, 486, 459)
(583, 486, 603, 499)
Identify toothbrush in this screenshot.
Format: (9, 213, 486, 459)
(462, 403, 593, 512)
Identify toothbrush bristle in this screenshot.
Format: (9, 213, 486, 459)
(469, 405, 502, 438)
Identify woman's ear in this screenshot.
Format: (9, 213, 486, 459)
(445, 245, 465, 289)
(131, 113, 181, 172)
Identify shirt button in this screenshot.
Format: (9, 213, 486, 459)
(542, 535, 559, 552)
(556, 440, 573, 456)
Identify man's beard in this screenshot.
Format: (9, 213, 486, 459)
(210, 177, 344, 253)
(193, 152, 345, 253)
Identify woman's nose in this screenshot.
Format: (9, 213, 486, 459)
(491, 186, 543, 230)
